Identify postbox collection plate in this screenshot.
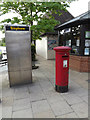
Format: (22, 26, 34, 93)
(63, 60, 67, 67)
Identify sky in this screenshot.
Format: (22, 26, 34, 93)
(0, 0, 90, 40)
(67, 0, 89, 17)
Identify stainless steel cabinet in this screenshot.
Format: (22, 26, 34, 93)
(5, 25, 32, 87)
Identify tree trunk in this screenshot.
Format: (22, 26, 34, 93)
(31, 9, 33, 43)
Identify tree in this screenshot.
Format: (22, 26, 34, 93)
(0, 2, 72, 42)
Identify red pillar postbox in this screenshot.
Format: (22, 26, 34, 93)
(53, 46, 71, 93)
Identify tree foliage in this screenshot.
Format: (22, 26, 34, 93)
(0, 2, 72, 41)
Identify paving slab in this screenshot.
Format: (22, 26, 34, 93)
(33, 69, 45, 79)
(2, 88, 14, 98)
(31, 99, 51, 113)
(13, 98, 31, 112)
(71, 102, 88, 118)
(56, 112, 79, 118)
(31, 99, 55, 118)
(81, 95, 88, 103)
(69, 69, 88, 89)
(72, 87, 88, 97)
(2, 106, 12, 118)
(30, 92, 46, 102)
(69, 80, 81, 89)
(2, 96, 14, 107)
(38, 79, 54, 95)
(62, 93, 83, 105)
(28, 84, 43, 94)
(13, 85, 30, 99)
(14, 91, 30, 100)
(46, 93, 64, 104)
(12, 108, 33, 118)
(14, 85, 29, 93)
(50, 100, 73, 116)
(33, 110, 55, 118)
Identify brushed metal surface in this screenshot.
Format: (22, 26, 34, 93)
(9, 70, 32, 87)
(6, 31, 32, 71)
(5, 28, 32, 86)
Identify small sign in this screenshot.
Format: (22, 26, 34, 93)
(6, 26, 29, 31)
(66, 40, 71, 46)
(69, 40, 71, 46)
(76, 39, 80, 46)
(85, 31, 90, 38)
(84, 48, 89, 55)
(85, 40, 90, 47)
(63, 60, 67, 68)
(48, 40, 57, 50)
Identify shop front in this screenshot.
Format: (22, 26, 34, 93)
(55, 11, 90, 72)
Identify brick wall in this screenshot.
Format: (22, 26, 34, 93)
(69, 55, 90, 72)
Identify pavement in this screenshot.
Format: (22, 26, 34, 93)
(0, 55, 89, 118)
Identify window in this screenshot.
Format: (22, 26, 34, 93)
(84, 48, 90, 55)
(85, 31, 90, 38)
(66, 40, 71, 46)
(84, 31, 90, 55)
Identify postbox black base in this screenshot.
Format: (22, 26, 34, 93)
(55, 85, 68, 93)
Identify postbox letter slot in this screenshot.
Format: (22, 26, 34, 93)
(62, 56, 68, 58)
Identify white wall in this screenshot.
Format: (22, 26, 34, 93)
(36, 35, 58, 60)
(36, 37, 48, 59)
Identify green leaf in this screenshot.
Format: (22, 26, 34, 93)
(0, 1, 74, 41)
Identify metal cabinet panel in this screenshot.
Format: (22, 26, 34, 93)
(5, 25, 32, 86)
(9, 70, 32, 86)
(6, 31, 32, 71)
(8, 71, 21, 86)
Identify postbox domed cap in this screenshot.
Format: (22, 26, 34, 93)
(53, 46, 71, 51)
